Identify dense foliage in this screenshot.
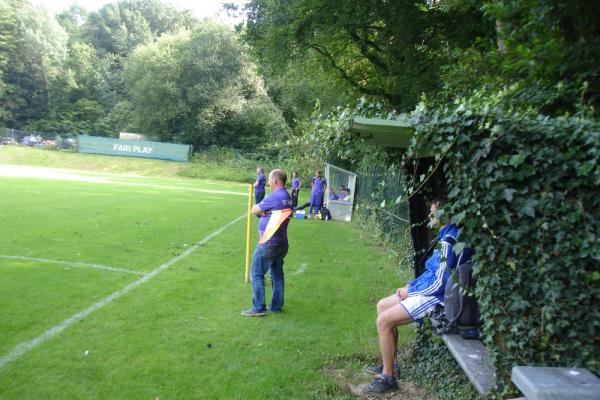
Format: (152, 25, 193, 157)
(124, 23, 289, 149)
(0, 0, 286, 150)
(243, 0, 492, 112)
(440, 1, 600, 115)
(402, 91, 599, 393)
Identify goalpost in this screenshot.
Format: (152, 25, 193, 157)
(324, 163, 357, 221)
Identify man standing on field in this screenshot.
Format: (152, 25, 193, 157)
(242, 169, 293, 317)
(254, 167, 266, 204)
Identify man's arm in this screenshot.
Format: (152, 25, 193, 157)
(251, 204, 264, 216)
(396, 286, 409, 300)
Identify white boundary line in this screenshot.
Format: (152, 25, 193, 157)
(0, 214, 246, 369)
(0, 255, 145, 276)
(289, 263, 308, 276)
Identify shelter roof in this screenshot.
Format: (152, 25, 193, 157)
(350, 116, 432, 157)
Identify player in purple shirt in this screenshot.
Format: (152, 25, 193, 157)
(242, 169, 293, 317)
(254, 167, 266, 204)
(291, 171, 301, 208)
(309, 170, 326, 217)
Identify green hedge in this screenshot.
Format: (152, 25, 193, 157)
(403, 91, 600, 395)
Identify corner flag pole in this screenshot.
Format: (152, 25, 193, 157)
(245, 184, 254, 283)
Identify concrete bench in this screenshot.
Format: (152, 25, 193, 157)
(511, 366, 600, 400)
(442, 334, 496, 397)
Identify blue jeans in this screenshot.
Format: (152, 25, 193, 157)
(255, 190, 265, 204)
(251, 243, 288, 312)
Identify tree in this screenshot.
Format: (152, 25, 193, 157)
(262, 54, 354, 128)
(81, 0, 196, 57)
(0, 1, 68, 128)
(56, 4, 88, 43)
(124, 22, 289, 149)
(442, 0, 600, 113)
(0, 0, 22, 122)
(243, 0, 491, 112)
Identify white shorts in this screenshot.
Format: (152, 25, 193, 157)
(399, 295, 441, 321)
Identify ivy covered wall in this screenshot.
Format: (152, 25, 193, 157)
(401, 90, 599, 394)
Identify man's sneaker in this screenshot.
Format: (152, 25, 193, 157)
(241, 309, 266, 317)
(363, 375, 398, 395)
(364, 363, 399, 377)
(266, 306, 281, 313)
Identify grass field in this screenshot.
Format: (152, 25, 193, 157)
(0, 148, 415, 399)
(0, 145, 260, 183)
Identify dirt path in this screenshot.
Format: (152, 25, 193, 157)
(323, 366, 433, 400)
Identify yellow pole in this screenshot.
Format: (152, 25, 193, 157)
(245, 184, 254, 283)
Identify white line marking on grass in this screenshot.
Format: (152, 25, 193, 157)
(0, 255, 145, 276)
(119, 182, 247, 196)
(290, 263, 308, 276)
(0, 214, 246, 369)
(0, 165, 247, 196)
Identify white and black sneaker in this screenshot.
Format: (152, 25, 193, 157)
(241, 309, 267, 317)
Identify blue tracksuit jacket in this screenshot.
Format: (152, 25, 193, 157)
(407, 224, 459, 302)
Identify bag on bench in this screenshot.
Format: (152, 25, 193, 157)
(431, 248, 482, 339)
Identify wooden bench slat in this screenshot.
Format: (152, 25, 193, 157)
(442, 334, 496, 396)
(512, 366, 600, 400)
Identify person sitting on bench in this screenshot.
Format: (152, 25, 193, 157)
(363, 196, 460, 395)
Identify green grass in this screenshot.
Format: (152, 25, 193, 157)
(0, 155, 414, 399)
(0, 145, 186, 178)
(0, 145, 262, 183)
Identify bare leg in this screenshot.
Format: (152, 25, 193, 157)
(376, 287, 409, 359)
(377, 304, 412, 376)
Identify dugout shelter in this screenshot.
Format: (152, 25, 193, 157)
(324, 163, 357, 221)
(350, 116, 444, 278)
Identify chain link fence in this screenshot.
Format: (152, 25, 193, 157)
(353, 166, 414, 270)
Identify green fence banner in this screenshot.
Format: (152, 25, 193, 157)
(78, 135, 190, 162)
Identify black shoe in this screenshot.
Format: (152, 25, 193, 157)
(364, 364, 384, 375)
(363, 376, 398, 395)
(364, 363, 399, 377)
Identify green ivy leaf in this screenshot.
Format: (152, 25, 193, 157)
(518, 199, 538, 217)
(454, 242, 466, 255)
(509, 153, 526, 167)
(448, 186, 460, 199)
(504, 188, 516, 202)
(452, 211, 466, 224)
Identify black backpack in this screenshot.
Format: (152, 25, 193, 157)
(320, 206, 331, 220)
(431, 247, 483, 339)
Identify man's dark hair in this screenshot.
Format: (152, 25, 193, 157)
(271, 169, 287, 185)
(431, 196, 447, 209)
